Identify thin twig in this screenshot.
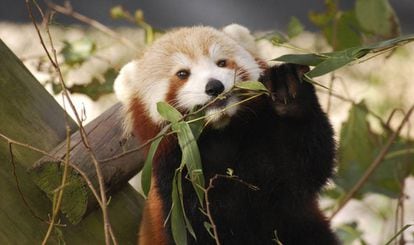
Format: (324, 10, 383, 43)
(316, 87, 391, 130)
(44, 0, 138, 52)
(41, 94, 72, 245)
(203, 174, 259, 245)
(7, 143, 48, 223)
(326, 73, 334, 114)
(0, 131, 104, 208)
(99, 130, 176, 163)
(329, 105, 414, 220)
(386, 108, 407, 127)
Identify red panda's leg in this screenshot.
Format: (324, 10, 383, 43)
(138, 184, 168, 245)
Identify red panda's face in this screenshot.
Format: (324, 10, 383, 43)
(169, 42, 261, 127)
(115, 25, 264, 132)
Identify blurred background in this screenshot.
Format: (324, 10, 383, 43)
(1, 0, 413, 244)
(1, 0, 414, 33)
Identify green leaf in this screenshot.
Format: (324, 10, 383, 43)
(384, 148, 414, 160)
(157, 102, 205, 204)
(258, 31, 288, 44)
(309, 0, 362, 50)
(335, 102, 414, 198)
(362, 34, 414, 52)
(287, 16, 304, 38)
(235, 81, 269, 92)
(157, 101, 182, 123)
(203, 222, 215, 239)
(68, 68, 117, 100)
(273, 35, 414, 77)
(173, 121, 205, 205)
(273, 53, 326, 66)
(61, 38, 96, 66)
(187, 109, 205, 140)
(355, 0, 400, 38)
(335, 222, 367, 245)
(171, 171, 188, 245)
(141, 125, 170, 197)
(333, 11, 363, 50)
(176, 170, 196, 240)
(305, 48, 360, 77)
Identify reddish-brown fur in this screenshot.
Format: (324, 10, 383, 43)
(130, 97, 160, 147)
(166, 76, 188, 107)
(139, 184, 168, 245)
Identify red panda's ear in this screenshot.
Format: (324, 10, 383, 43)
(114, 60, 140, 104)
(222, 24, 258, 55)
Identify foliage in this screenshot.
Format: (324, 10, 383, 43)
(335, 222, 367, 245)
(336, 102, 413, 198)
(309, 0, 400, 50)
(274, 35, 414, 78)
(61, 38, 96, 67)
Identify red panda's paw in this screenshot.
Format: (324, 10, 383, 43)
(259, 63, 315, 117)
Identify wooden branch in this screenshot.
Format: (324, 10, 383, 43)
(30, 102, 145, 224)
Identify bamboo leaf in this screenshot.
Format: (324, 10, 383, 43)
(306, 52, 356, 77)
(203, 222, 215, 239)
(141, 125, 170, 197)
(157, 101, 182, 123)
(363, 35, 414, 51)
(188, 115, 204, 140)
(173, 121, 205, 205)
(273, 35, 414, 78)
(171, 171, 188, 245)
(235, 81, 269, 92)
(273, 53, 326, 66)
(177, 169, 196, 240)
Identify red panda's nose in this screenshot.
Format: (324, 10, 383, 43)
(205, 79, 225, 97)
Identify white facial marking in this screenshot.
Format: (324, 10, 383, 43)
(176, 55, 235, 109)
(209, 43, 222, 61)
(172, 52, 192, 68)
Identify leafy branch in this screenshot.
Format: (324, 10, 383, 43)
(330, 105, 414, 219)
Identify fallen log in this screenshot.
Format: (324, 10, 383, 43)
(30, 102, 145, 224)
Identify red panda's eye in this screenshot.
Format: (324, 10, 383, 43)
(216, 59, 227, 68)
(176, 70, 190, 79)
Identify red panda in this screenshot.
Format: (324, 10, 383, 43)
(114, 24, 339, 245)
